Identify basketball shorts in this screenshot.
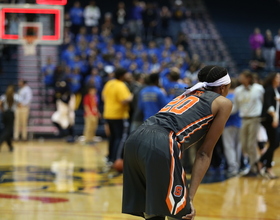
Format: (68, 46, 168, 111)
(122, 125, 191, 219)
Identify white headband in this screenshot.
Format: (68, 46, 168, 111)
(183, 74, 231, 95)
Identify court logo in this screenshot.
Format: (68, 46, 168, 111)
(0, 165, 122, 195)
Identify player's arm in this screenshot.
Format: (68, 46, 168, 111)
(183, 97, 232, 219)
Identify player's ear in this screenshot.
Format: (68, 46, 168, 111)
(218, 85, 226, 95)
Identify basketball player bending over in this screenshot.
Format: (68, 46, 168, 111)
(122, 65, 232, 220)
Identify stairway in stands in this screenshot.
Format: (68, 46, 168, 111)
(0, 46, 18, 131)
(17, 45, 58, 139)
(182, 0, 238, 76)
(0, 46, 18, 94)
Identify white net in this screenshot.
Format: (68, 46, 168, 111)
(22, 40, 37, 56)
(23, 44, 36, 56)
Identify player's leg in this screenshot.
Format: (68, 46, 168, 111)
(122, 127, 147, 216)
(247, 118, 260, 173)
(145, 131, 191, 219)
(222, 126, 239, 175)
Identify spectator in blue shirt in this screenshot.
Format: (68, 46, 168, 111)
(42, 56, 56, 87)
(87, 26, 100, 42)
(162, 67, 188, 102)
(76, 40, 88, 56)
(69, 55, 89, 76)
(85, 67, 103, 94)
(128, 0, 144, 36)
(115, 37, 127, 55)
(76, 26, 88, 44)
(160, 37, 177, 53)
(42, 56, 56, 104)
(69, 1, 84, 38)
(146, 40, 160, 57)
(138, 72, 167, 120)
(101, 39, 116, 56)
(120, 51, 133, 69)
(132, 36, 146, 55)
(61, 44, 76, 66)
(65, 67, 81, 95)
(150, 55, 161, 73)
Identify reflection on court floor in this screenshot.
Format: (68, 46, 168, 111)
(0, 140, 279, 220)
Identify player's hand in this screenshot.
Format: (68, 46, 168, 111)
(182, 200, 196, 219)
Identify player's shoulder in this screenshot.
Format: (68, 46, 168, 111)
(214, 95, 233, 109)
(211, 95, 232, 117)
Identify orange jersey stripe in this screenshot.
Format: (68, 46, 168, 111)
(176, 114, 213, 136)
(174, 169, 187, 214)
(179, 118, 213, 144)
(165, 131, 175, 214)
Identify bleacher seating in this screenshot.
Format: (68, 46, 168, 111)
(204, 0, 280, 74)
(181, 0, 238, 76)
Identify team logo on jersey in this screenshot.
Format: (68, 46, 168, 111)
(173, 185, 183, 197)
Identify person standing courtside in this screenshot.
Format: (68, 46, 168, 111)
(233, 71, 264, 176)
(222, 78, 242, 177)
(83, 86, 100, 145)
(258, 72, 280, 179)
(102, 67, 133, 166)
(14, 80, 33, 141)
(0, 85, 20, 152)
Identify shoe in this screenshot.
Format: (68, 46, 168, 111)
(102, 162, 113, 173)
(85, 141, 96, 145)
(66, 136, 75, 143)
(259, 167, 266, 177)
(239, 164, 251, 176)
(226, 170, 238, 177)
(265, 169, 279, 179)
(243, 171, 258, 177)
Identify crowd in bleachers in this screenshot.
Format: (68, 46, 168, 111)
(39, 0, 280, 179)
(41, 0, 201, 102)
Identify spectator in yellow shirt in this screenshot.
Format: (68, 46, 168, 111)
(102, 67, 133, 166)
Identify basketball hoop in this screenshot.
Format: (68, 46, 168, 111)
(19, 22, 42, 56)
(22, 36, 38, 56)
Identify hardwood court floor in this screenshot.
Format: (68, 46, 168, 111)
(0, 139, 279, 220)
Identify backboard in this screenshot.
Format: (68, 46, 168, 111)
(0, 4, 64, 45)
(36, 0, 67, 5)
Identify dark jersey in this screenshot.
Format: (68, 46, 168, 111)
(143, 90, 220, 150)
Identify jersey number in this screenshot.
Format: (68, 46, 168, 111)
(159, 96, 199, 115)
